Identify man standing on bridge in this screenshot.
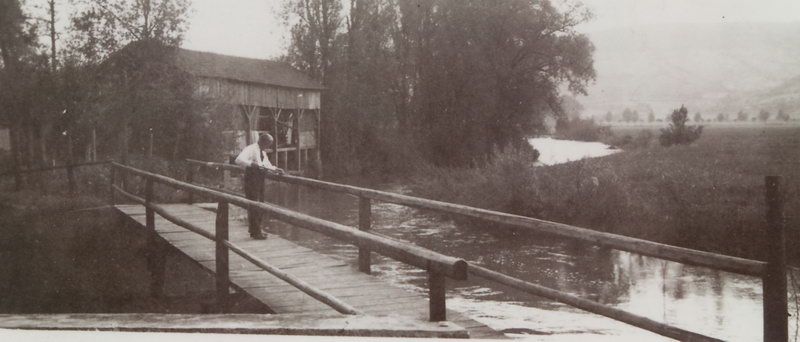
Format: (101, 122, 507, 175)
(235, 133, 284, 240)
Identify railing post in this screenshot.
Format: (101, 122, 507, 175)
(358, 196, 372, 274)
(428, 270, 447, 321)
(186, 165, 195, 204)
(109, 166, 116, 204)
(215, 201, 230, 313)
(145, 178, 164, 299)
(764, 176, 787, 342)
(67, 165, 76, 195)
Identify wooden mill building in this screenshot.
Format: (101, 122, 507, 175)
(103, 41, 324, 174)
(174, 49, 324, 173)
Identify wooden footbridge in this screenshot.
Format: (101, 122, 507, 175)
(0, 160, 791, 341)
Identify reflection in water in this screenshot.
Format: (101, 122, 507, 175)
(239, 182, 795, 341)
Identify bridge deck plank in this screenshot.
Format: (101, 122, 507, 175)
(115, 203, 505, 339)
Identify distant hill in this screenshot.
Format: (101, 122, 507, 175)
(711, 75, 800, 118)
(579, 22, 800, 120)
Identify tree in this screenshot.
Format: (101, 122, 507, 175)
(659, 105, 703, 146)
(67, 0, 190, 162)
(758, 109, 771, 122)
(285, 0, 596, 170)
(776, 108, 791, 122)
(647, 111, 655, 122)
(693, 112, 703, 122)
(736, 110, 748, 121)
(67, 0, 190, 64)
(605, 111, 613, 122)
(0, 0, 48, 169)
(560, 95, 584, 121)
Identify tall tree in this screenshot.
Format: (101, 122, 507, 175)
(0, 0, 46, 169)
(67, 0, 189, 64)
(67, 0, 190, 162)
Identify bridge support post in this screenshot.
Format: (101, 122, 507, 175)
(145, 179, 165, 299)
(215, 201, 230, 313)
(763, 176, 787, 342)
(186, 165, 195, 204)
(67, 166, 76, 195)
(428, 271, 446, 322)
(358, 196, 371, 274)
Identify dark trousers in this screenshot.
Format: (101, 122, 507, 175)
(244, 167, 265, 234)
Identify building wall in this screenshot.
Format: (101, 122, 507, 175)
(194, 77, 321, 109)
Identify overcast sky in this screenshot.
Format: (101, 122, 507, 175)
(183, 0, 800, 59)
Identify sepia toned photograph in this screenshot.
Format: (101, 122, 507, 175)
(0, 0, 798, 341)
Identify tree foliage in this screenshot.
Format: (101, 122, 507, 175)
(67, 0, 189, 64)
(284, 0, 595, 171)
(659, 105, 703, 146)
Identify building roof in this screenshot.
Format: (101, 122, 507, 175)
(174, 48, 325, 91)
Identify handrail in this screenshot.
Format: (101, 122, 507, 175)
(112, 161, 467, 321)
(468, 264, 722, 341)
(184, 159, 765, 277)
(112, 162, 467, 279)
(0, 160, 111, 177)
(112, 183, 359, 315)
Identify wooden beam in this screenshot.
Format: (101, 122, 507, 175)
(295, 109, 302, 172)
(358, 196, 371, 274)
(184, 159, 765, 276)
(469, 264, 723, 341)
(0, 313, 469, 338)
(111, 163, 468, 280)
(224, 240, 361, 315)
(215, 201, 230, 313)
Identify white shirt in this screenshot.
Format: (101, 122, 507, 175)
(234, 143, 276, 170)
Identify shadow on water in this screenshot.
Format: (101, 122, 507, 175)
(0, 206, 269, 314)
(251, 181, 797, 341)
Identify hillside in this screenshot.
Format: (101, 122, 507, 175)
(579, 22, 800, 119)
(711, 75, 800, 118)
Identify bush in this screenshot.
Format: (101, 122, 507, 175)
(555, 118, 613, 142)
(659, 105, 703, 146)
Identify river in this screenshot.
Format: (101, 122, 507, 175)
(250, 138, 795, 341)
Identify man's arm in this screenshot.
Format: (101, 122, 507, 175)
(235, 146, 258, 167)
(260, 152, 285, 174)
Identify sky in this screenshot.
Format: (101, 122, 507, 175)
(179, 0, 800, 60)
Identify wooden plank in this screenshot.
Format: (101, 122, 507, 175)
(0, 313, 469, 338)
(113, 203, 503, 338)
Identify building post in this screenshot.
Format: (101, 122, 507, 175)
(315, 108, 322, 178)
(295, 110, 302, 172)
(763, 176, 787, 342)
(272, 114, 279, 168)
(358, 196, 372, 274)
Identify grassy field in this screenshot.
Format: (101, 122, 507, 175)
(411, 125, 800, 262)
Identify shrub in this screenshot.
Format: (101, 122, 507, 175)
(555, 118, 613, 142)
(659, 105, 703, 146)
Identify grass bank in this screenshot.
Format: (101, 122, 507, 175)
(410, 126, 800, 262)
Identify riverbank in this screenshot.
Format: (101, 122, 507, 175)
(409, 125, 799, 262)
(0, 194, 269, 314)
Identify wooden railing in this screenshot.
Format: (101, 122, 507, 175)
(186, 158, 789, 342)
(110, 162, 467, 321)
